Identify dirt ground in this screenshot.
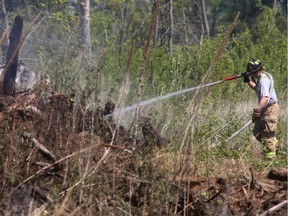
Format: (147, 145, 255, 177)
(0, 82, 287, 215)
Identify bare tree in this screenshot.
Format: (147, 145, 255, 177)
(201, 0, 210, 37)
(79, 0, 92, 64)
(2, 15, 23, 95)
(118, 0, 129, 57)
(180, 0, 189, 45)
(168, 0, 173, 54)
(4, 0, 12, 12)
(0, 0, 9, 62)
(153, 5, 158, 48)
(156, 0, 172, 51)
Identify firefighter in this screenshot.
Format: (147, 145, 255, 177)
(242, 58, 279, 159)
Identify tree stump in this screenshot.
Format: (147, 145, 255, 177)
(267, 168, 287, 181)
(2, 15, 23, 95)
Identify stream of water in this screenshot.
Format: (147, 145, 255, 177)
(107, 80, 224, 118)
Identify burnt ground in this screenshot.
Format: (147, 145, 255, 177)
(0, 82, 287, 215)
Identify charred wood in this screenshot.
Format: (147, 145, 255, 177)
(267, 168, 288, 182)
(3, 15, 23, 95)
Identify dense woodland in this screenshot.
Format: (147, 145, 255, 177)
(0, 0, 287, 215)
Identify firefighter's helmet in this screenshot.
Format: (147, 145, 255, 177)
(246, 58, 264, 73)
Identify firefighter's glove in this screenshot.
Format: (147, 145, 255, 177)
(242, 72, 250, 83)
(252, 108, 260, 123)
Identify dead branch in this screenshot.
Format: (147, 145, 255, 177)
(26, 105, 43, 116)
(206, 188, 223, 203)
(249, 167, 261, 190)
(167, 175, 211, 185)
(102, 144, 131, 153)
(257, 182, 277, 193)
(259, 200, 288, 216)
(9, 145, 97, 196)
(250, 167, 256, 189)
(22, 132, 56, 162)
(0, 28, 8, 47)
(102, 144, 125, 150)
(212, 11, 240, 62)
(33, 161, 51, 167)
(0, 80, 48, 121)
(31, 186, 53, 203)
(242, 186, 249, 201)
(60, 148, 112, 195)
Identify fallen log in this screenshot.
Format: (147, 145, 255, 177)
(22, 132, 56, 162)
(267, 168, 287, 182)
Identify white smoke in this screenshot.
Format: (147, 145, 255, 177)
(0, 62, 39, 90)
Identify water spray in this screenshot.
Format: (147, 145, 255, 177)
(108, 71, 247, 117)
(107, 71, 252, 140)
(107, 80, 224, 118)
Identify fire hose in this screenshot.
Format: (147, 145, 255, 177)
(109, 71, 261, 141)
(221, 72, 254, 141)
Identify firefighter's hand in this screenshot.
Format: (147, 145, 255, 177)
(252, 108, 260, 123)
(242, 72, 250, 83)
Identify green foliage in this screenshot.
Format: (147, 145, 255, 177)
(85, 9, 286, 160)
(36, 3, 286, 148)
(90, 11, 114, 46)
(4, 0, 286, 171)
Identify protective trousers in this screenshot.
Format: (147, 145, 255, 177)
(253, 103, 279, 152)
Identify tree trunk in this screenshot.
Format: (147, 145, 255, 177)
(168, 0, 173, 54)
(0, 0, 8, 63)
(181, 0, 189, 45)
(79, 0, 91, 64)
(158, 0, 170, 50)
(118, 0, 128, 58)
(2, 15, 23, 96)
(4, 0, 13, 12)
(201, 0, 210, 37)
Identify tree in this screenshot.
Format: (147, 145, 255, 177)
(79, 0, 92, 64)
(201, 0, 210, 37)
(0, 0, 9, 62)
(155, 0, 173, 53)
(2, 15, 23, 96)
(168, 0, 174, 54)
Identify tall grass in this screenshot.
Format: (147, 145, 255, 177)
(2, 5, 287, 215)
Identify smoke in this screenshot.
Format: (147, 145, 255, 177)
(0, 62, 39, 90)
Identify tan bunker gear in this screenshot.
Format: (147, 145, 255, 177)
(253, 103, 279, 155)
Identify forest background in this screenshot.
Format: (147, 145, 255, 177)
(0, 0, 287, 215)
